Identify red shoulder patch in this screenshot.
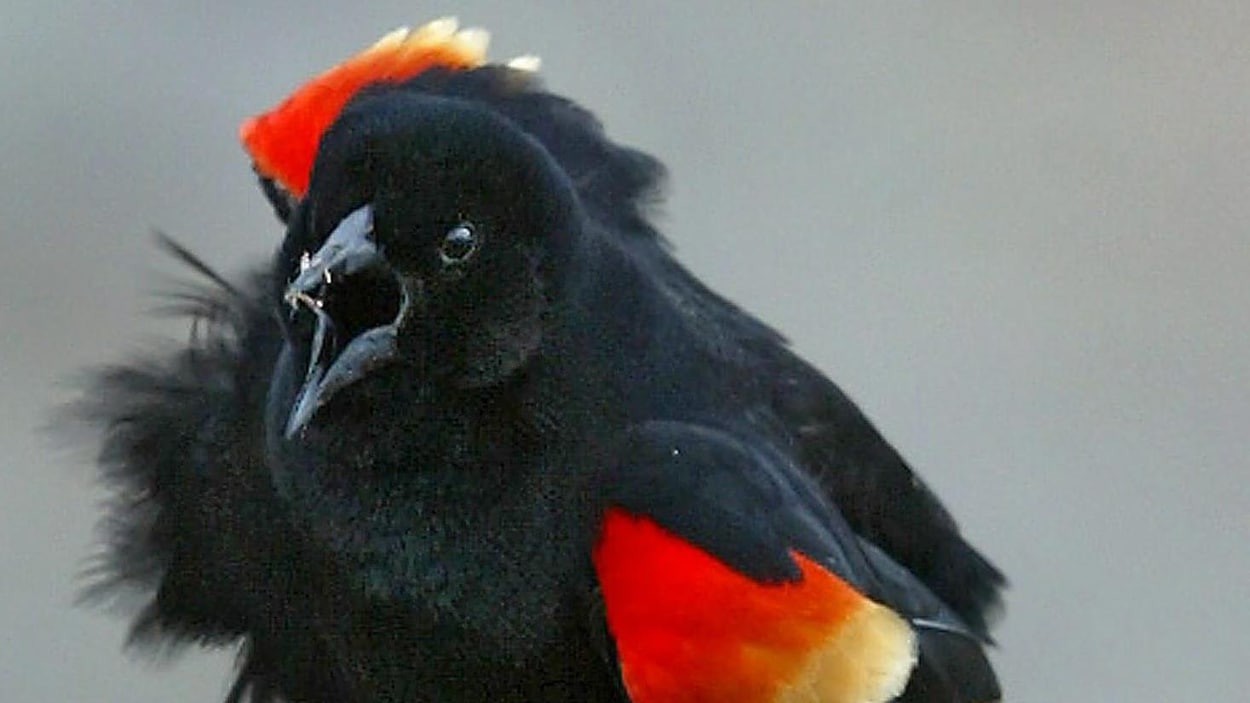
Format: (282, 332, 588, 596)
(239, 18, 491, 197)
(592, 508, 917, 703)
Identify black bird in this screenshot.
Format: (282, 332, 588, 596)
(79, 20, 1004, 703)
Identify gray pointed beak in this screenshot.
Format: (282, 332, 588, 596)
(282, 204, 407, 439)
(285, 205, 381, 299)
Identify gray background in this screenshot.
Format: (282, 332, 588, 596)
(3, 2, 1246, 701)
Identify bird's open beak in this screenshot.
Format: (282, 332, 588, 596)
(283, 204, 408, 438)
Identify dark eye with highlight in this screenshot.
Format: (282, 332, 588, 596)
(439, 222, 480, 268)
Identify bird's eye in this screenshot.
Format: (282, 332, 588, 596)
(439, 223, 480, 267)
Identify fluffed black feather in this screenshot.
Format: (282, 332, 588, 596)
(75, 258, 360, 702)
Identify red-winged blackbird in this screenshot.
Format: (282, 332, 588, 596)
(81, 19, 1004, 703)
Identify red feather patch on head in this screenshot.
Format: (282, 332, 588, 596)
(239, 18, 503, 198)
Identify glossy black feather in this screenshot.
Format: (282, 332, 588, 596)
(80, 63, 1006, 702)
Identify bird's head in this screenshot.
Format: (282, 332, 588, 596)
(271, 90, 581, 439)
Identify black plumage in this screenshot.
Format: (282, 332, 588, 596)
(79, 63, 1004, 702)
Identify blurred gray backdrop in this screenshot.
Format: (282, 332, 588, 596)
(2, 2, 1246, 701)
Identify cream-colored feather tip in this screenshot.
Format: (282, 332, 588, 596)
(453, 27, 491, 59)
(505, 54, 543, 72)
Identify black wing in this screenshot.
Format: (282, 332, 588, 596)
(765, 355, 1006, 637)
(599, 420, 1000, 703)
